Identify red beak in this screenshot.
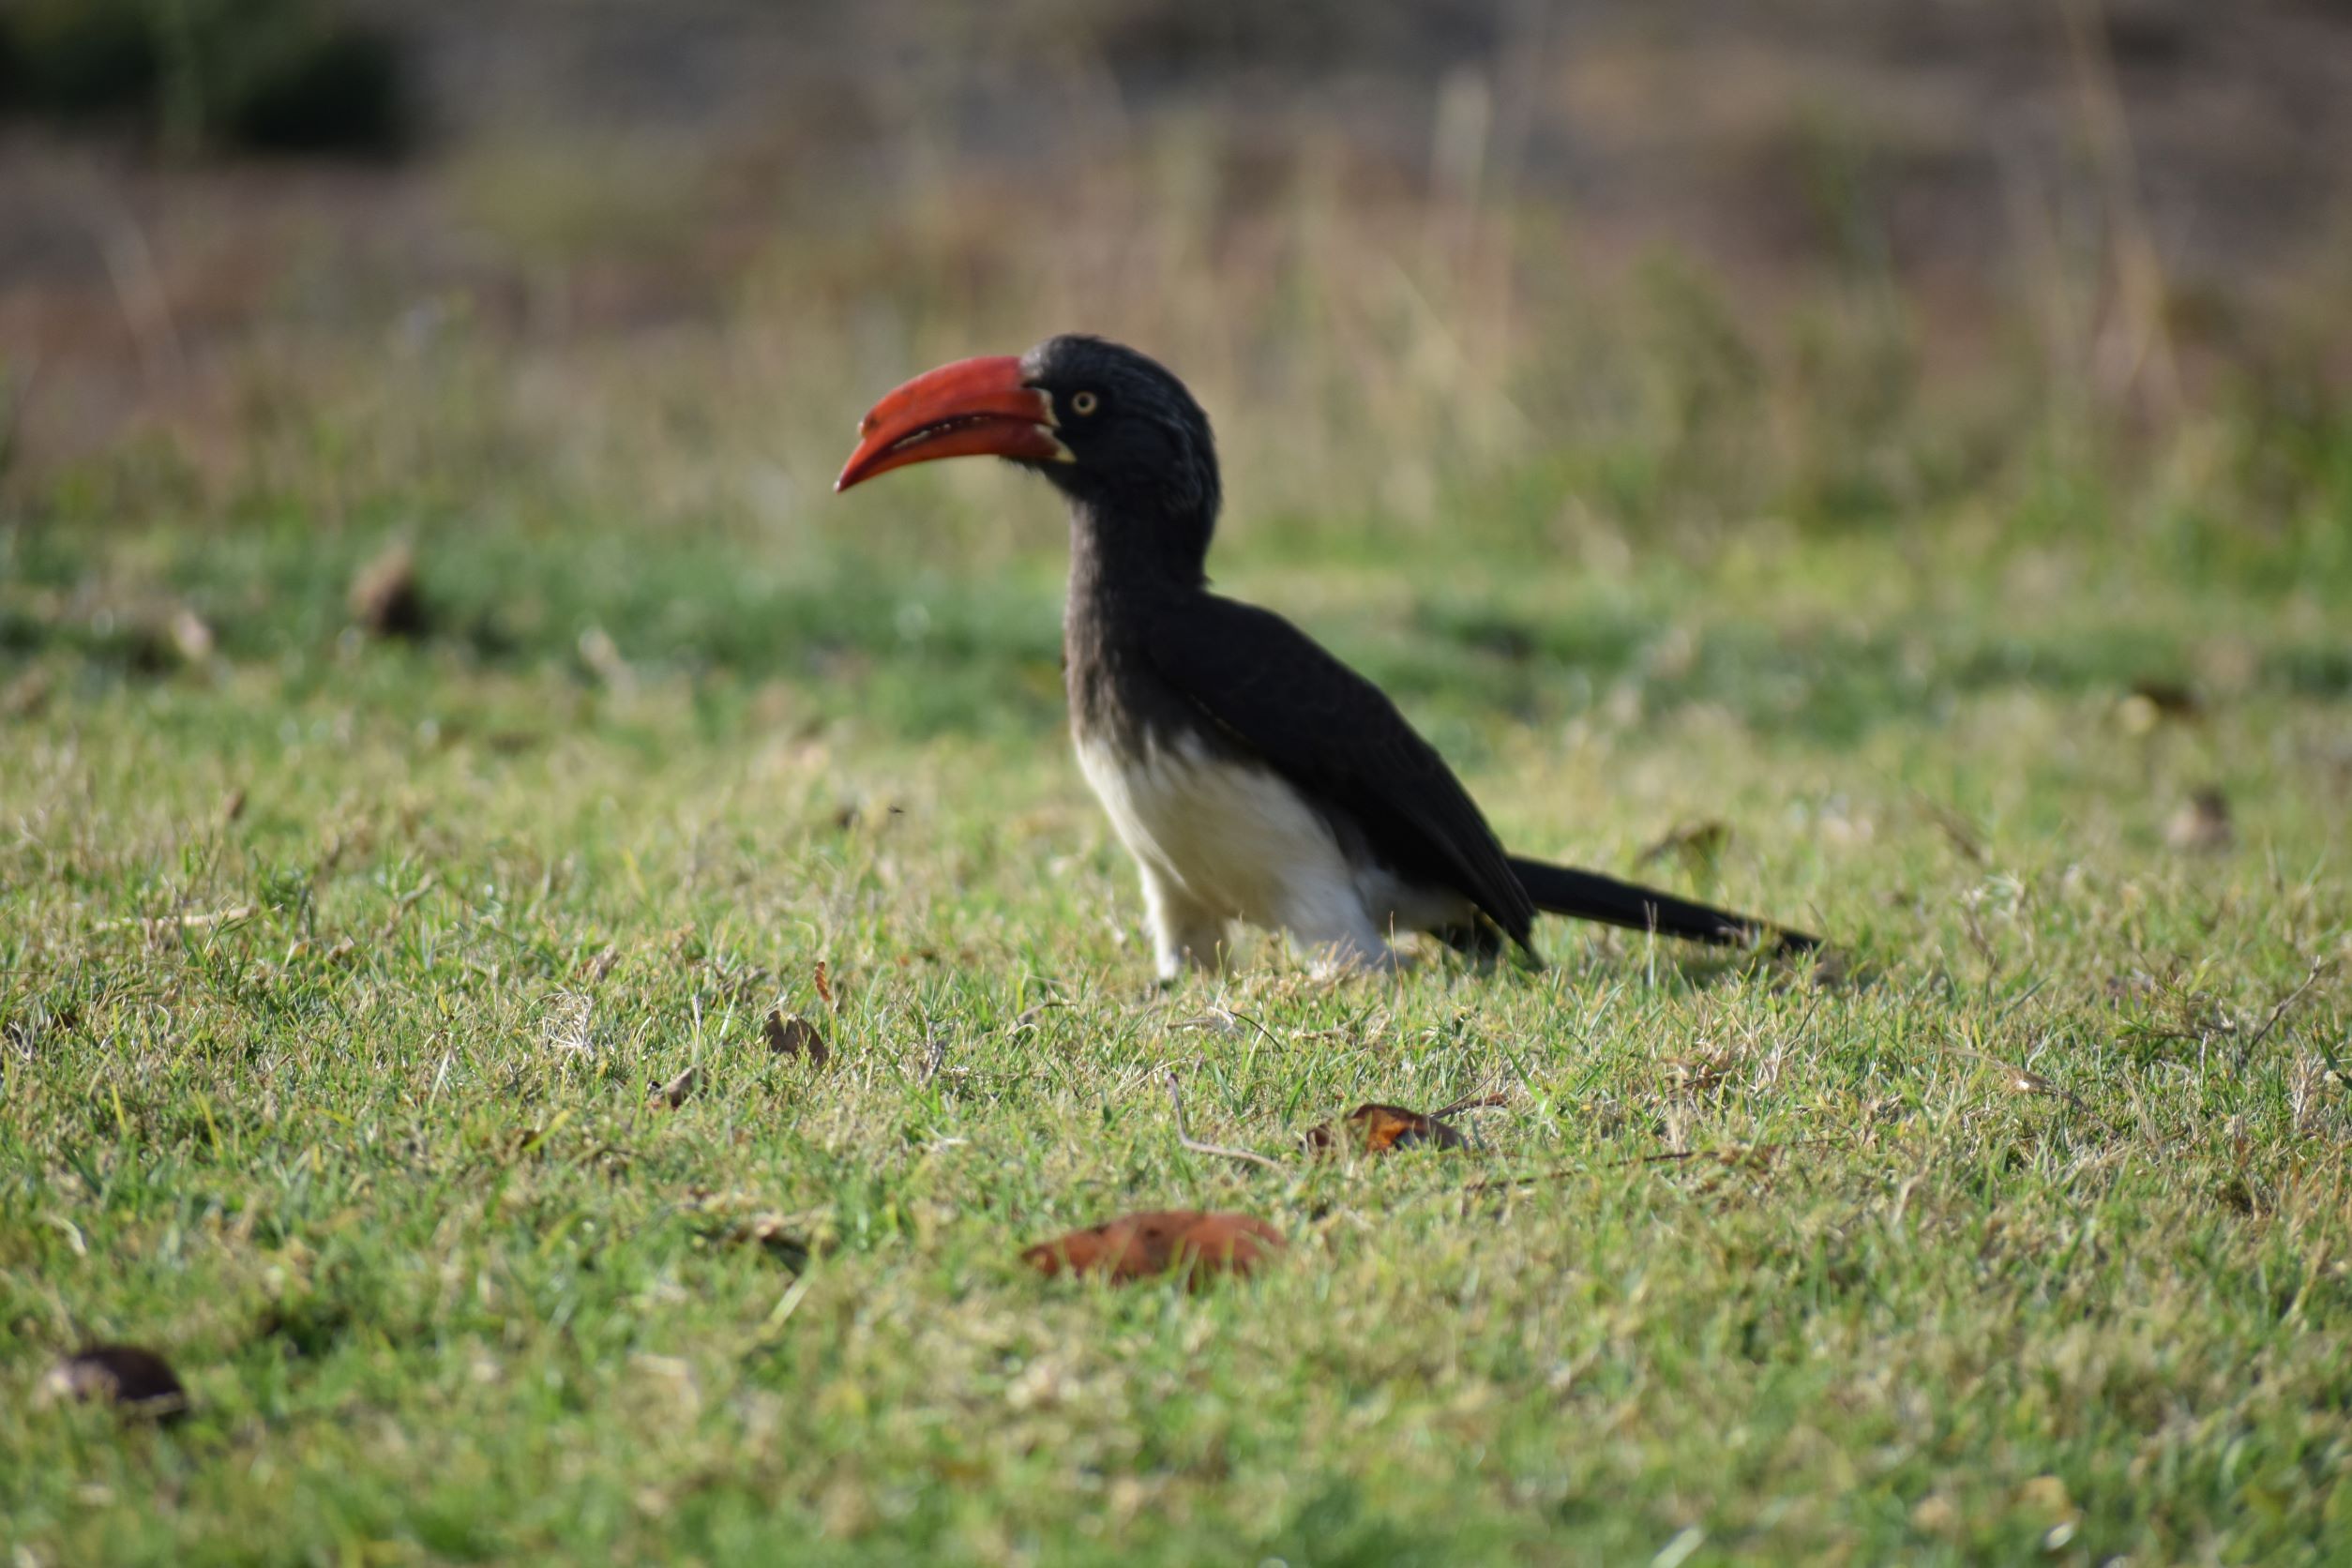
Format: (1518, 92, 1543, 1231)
(834, 355, 1073, 492)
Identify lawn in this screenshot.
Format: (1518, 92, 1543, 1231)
(4, 181, 2350, 1562)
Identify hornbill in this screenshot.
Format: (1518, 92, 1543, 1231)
(836, 335, 1818, 977)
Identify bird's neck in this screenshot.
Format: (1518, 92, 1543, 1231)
(1063, 497, 1209, 745)
(1063, 496, 1211, 600)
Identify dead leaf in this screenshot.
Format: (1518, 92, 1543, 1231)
(2, 667, 52, 718)
(1943, 1046, 2090, 1113)
(1909, 1494, 1960, 1536)
(764, 1010, 829, 1067)
(167, 608, 215, 665)
(701, 1213, 811, 1269)
(581, 944, 620, 982)
(650, 1064, 698, 1108)
(348, 544, 429, 638)
(829, 801, 905, 833)
(39, 1345, 187, 1421)
(2016, 1473, 2076, 1522)
(1021, 1211, 1285, 1288)
(1667, 1048, 1741, 1094)
(2165, 788, 2232, 852)
(2003, 1064, 2059, 1097)
(577, 626, 633, 689)
(1304, 1103, 1467, 1155)
(2120, 679, 2201, 733)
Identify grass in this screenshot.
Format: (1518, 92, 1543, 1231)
(4, 141, 2352, 1562)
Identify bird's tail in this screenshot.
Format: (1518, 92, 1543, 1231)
(1507, 856, 1819, 955)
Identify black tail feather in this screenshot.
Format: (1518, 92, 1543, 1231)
(1508, 856, 1819, 955)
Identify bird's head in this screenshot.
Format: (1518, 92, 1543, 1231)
(836, 335, 1221, 566)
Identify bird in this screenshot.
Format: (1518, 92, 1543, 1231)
(836, 335, 1819, 978)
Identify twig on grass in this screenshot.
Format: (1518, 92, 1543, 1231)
(1164, 1071, 1288, 1171)
(2236, 957, 2333, 1071)
(1430, 1089, 1511, 1121)
(650, 1064, 699, 1108)
(1941, 1045, 2094, 1116)
(378, 876, 437, 942)
(1460, 1139, 1846, 1196)
(96, 904, 256, 936)
(1919, 795, 1987, 866)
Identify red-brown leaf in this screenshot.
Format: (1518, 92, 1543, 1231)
(40, 1345, 188, 1421)
(1020, 1210, 1285, 1287)
(649, 1064, 698, 1108)
(764, 1009, 830, 1066)
(1304, 1103, 1468, 1155)
(348, 543, 430, 639)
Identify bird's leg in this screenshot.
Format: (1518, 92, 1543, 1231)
(1430, 919, 1508, 963)
(1139, 862, 1227, 982)
(1280, 894, 1407, 977)
(1305, 939, 1414, 979)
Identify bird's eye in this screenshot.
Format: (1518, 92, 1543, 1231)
(1071, 390, 1099, 416)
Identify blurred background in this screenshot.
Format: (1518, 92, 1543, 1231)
(3, 0, 2348, 741)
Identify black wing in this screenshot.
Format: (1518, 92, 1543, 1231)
(1136, 593, 1540, 952)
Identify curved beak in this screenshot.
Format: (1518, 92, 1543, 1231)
(834, 355, 1074, 493)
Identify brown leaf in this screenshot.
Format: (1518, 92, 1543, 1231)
(702, 1213, 811, 1268)
(1304, 1103, 1467, 1156)
(2016, 1473, 2076, 1522)
(348, 544, 429, 639)
(2, 667, 52, 718)
(1944, 1046, 2088, 1112)
(577, 626, 632, 688)
(2165, 787, 2232, 852)
(1909, 1494, 1961, 1536)
(1666, 1048, 1741, 1094)
(167, 607, 215, 665)
(650, 1064, 699, 1108)
(764, 1010, 829, 1067)
(2003, 1064, 2058, 1097)
(2121, 679, 2201, 732)
(39, 1345, 188, 1421)
(812, 960, 835, 1011)
(1021, 1211, 1285, 1287)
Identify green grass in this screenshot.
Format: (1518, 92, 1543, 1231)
(5, 230, 2352, 1561)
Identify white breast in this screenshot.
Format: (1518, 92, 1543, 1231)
(1073, 730, 1470, 965)
(1074, 731, 1344, 925)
